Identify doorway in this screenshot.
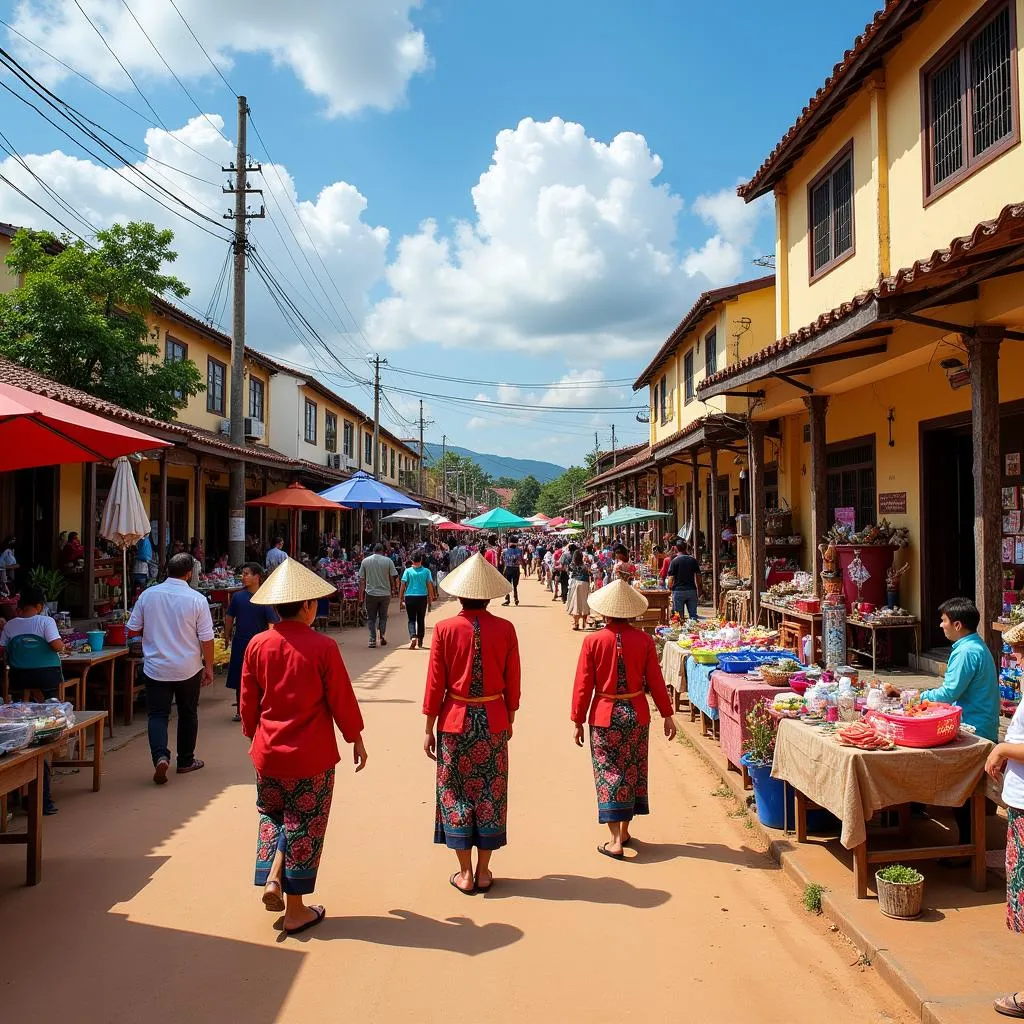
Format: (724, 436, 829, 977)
(205, 486, 229, 565)
(920, 423, 974, 650)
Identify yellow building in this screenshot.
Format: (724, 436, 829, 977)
(696, 0, 1024, 653)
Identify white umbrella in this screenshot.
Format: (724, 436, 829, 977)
(99, 456, 151, 612)
(381, 508, 437, 524)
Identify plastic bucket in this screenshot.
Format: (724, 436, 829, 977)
(86, 630, 106, 652)
(740, 754, 839, 833)
(105, 623, 126, 646)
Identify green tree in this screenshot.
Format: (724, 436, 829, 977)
(0, 223, 203, 420)
(509, 475, 541, 517)
(537, 465, 591, 517)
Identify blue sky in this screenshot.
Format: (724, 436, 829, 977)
(0, 0, 881, 468)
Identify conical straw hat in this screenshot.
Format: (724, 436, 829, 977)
(587, 578, 649, 620)
(440, 552, 512, 601)
(1005, 620, 1024, 646)
(251, 557, 336, 605)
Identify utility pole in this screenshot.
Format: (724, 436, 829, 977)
(441, 435, 447, 514)
(371, 354, 387, 480)
(223, 94, 263, 565)
(418, 400, 425, 494)
(611, 424, 618, 467)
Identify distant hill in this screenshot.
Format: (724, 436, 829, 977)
(423, 442, 565, 484)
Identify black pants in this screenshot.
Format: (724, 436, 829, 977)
(405, 595, 428, 640)
(559, 570, 569, 602)
(503, 566, 520, 603)
(144, 671, 201, 769)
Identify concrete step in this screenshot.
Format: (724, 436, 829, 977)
(909, 647, 949, 677)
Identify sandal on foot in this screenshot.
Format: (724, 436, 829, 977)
(284, 905, 326, 936)
(597, 842, 624, 860)
(450, 872, 476, 895)
(475, 874, 494, 893)
(995, 994, 1024, 1018)
(262, 882, 285, 913)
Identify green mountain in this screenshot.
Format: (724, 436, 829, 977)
(422, 442, 564, 484)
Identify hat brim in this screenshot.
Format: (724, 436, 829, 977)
(587, 580, 649, 620)
(440, 553, 512, 601)
(251, 557, 337, 605)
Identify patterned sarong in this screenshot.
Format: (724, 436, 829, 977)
(1007, 808, 1024, 932)
(254, 769, 335, 895)
(434, 618, 509, 850)
(589, 633, 650, 823)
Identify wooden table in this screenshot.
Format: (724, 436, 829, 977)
(59, 647, 127, 735)
(660, 642, 687, 713)
(845, 618, 921, 673)
(762, 601, 822, 663)
(708, 671, 788, 789)
(0, 710, 106, 885)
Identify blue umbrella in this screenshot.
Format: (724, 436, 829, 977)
(318, 470, 421, 511)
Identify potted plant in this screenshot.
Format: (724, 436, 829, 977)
(740, 699, 788, 828)
(875, 864, 924, 919)
(27, 566, 66, 615)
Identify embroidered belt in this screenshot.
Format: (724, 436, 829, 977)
(449, 693, 503, 704)
(596, 689, 644, 700)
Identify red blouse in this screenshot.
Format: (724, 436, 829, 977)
(423, 609, 521, 734)
(240, 620, 364, 779)
(571, 622, 672, 727)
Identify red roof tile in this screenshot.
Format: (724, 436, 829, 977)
(586, 445, 654, 487)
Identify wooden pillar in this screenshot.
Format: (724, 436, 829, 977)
(804, 395, 829, 597)
(260, 469, 268, 553)
(656, 463, 664, 520)
(748, 421, 767, 622)
(193, 459, 203, 560)
(83, 463, 96, 619)
(709, 447, 721, 611)
(968, 328, 1003, 661)
(158, 451, 168, 575)
(691, 451, 700, 564)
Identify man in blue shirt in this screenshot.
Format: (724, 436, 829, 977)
(500, 537, 524, 607)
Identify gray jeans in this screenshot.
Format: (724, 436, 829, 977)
(365, 594, 391, 639)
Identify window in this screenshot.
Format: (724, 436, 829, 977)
(390, 448, 396, 478)
(206, 357, 226, 415)
(826, 436, 876, 532)
(248, 377, 264, 421)
(325, 411, 337, 453)
(764, 466, 780, 511)
(364, 432, 372, 464)
(380, 441, 386, 468)
(343, 421, 354, 457)
(658, 376, 668, 424)
(652, 381, 659, 423)
(808, 143, 854, 278)
(705, 328, 718, 380)
(923, 2, 1018, 200)
(304, 398, 317, 444)
(165, 336, 187, 400)
(684, 350, 695, 404)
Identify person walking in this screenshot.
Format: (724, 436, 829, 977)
(400, 551, 436, 649)
(126, 551, 216, 784)
(571, 580, 676, 858)
(566, 548, 593, 631)
(500, 536, 524, 607)
(241, 558, 368, 936)
(224, 563, 277, 722)
(558, 544, 573, 602)
(265, 537, 288, 572)
(423, 554, 521, 894)
(358, 542, 398, 649)
(666, 540, 701, 620)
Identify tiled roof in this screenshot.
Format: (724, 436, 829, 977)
(586, 445, 654, 487)
(739, 0, 924, 201)
(699, 200, 1024, 393)
(633, 275, 775, 389)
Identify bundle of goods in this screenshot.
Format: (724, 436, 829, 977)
(847, 606, 915, 625)
(764, 501, 793, 538)
(759, 657, 802, 687)
(212, 635, 232, 669)
(771, 692, 806, 718)
(59, 630, 93, 654)
(0, 701, 75, 750)
(836, 719, 896, 750)
(826, 518, 910, 549)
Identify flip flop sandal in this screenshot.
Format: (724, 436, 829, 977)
(284, 905, 326, 936)
(622, 837, 633, 848)
(597, 842, 624, 860)
(450, 872, 476, 895)
(995, 994, 1024, 1018)
(262, 883, 285, 913)
(475, 876, 494, 893)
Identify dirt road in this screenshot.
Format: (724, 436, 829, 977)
(0, 579, 910, 1023)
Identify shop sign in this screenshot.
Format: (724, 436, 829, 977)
(834, 507, 856, 530)
(878, 492, 907, 515)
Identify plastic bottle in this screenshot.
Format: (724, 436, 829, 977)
(837, 676, 857, 722)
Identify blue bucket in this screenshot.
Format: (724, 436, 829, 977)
(86, 629, 105, 652)
(740, 754, 840, 833)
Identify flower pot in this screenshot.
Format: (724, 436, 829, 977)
(875, 872, 924, 919)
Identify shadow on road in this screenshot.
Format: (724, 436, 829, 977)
(305, 908, 523, 954)
(626, 839, 775, 869)
(482, 872, 670, 908)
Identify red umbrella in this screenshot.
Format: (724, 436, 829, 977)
(436, 520, 477, 532)
(247, 483, 350, 555)
(547, 517, 568, 528)
(0, 381, 170, 470)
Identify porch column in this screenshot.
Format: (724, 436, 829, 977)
(804, 395, 829, 596)
(193, 459, 203, 560)
(968, 327, 1003, 661)
(656, 463, 664, 518)
(83, 463, 96, 619)
(158, 451, 168, 575)
(261, 469, 268, 553)
(691, 451, 700, 565)
(748, 421, 767, 622)
(709, 447, 721, 611)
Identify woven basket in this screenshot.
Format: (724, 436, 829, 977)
(765, 504, 793, 538)
(760, 665, 797, 687)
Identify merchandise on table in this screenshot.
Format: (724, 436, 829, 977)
(0, 700, 75, 747)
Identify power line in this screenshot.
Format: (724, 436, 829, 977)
(166, 0, 237, 96)
(380, 382, 646, 414)
(381, 363, 636, 390)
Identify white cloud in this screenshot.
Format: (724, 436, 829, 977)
(466, 417, 487, 430)
(8, 0, 429, 117)
(683, 186, 769, 285)
(0, 114, 389, 363)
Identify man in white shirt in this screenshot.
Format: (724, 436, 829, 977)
(265, 537, 288, 571)
(127, 552, 216, 784)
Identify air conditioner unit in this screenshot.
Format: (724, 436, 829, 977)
(344, 455, 357, 469)
(244, 417, 264, 440)
(219, 418, 231, 435)
(327, 453, 343, 470)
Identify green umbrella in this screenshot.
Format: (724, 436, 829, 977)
(465, 507, 535, 530)
(593, 506, 671, 528)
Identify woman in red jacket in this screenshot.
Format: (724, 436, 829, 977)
(424, 553, 521, 895)
(572, 579, 676, 859)
(241, 559, 368, 936)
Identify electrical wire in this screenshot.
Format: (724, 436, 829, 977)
(166, 0, 237, 97)
(381, 363, 637, 389)
(380, 382, 646, 414)
(203, 243, 232, 324)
